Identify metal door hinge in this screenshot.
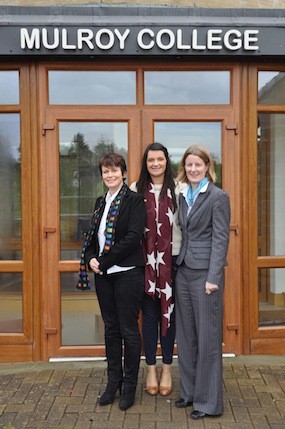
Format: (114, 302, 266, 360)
(227, 324, 239, 334)
(43, 226, 56, 238)
(226, 123, 238, 135)
(42, 123, 55, 136)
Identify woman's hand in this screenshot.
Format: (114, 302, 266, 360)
(90, 258, 102, 274)
(205, 281, 219, 295)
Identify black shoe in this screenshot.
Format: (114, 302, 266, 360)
(190, 410, 207, 419)
(175, 398, 193, 408)
(99, 382, 122, 406)
(119, 385, 136, 411)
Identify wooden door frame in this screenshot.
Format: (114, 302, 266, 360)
(0, 63, 36, 362)
(4, 60, 285, 361)
(37, 61, 242, 360)
(246, 63, 285, 354)
(40, 106, 142, 360)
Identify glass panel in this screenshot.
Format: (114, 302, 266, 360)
(61, 273, 104, 345)
(0, 273, 22, 333)
(258, 71, 285, 105)
(259, 268, 285, 327)
(0, 114, 22, 260)
(0, 71, 19, 104)
(59, 122, 128, 260)
(145, 71, 230, 105)
(49, 71, 136, 105)
(154, 122, 222, 186)
(258, 114, 285, 256)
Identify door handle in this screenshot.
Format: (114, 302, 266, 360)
(43, 226, 56, 238)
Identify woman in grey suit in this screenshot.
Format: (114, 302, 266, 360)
(174, 145, 230, 420)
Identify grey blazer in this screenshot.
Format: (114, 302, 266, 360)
(176, 182, 231, 286)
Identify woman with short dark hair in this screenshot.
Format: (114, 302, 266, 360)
(77, 152, 146, 411)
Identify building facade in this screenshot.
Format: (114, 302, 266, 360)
(1, 4, 285, 362)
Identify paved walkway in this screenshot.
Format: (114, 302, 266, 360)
(0, 356, 284, 429)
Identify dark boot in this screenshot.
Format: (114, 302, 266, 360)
(99, 381, 122, 406)
(119, 384, 137, 410)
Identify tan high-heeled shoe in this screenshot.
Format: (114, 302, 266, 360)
(159, 364, 172, 396)
(145, 365, 159, 396)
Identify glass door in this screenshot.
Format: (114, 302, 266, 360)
(60, 121, 129, 348)
(142, 107, 241, 354)
(41, 108, 141, 359)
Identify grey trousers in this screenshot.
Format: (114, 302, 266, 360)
(175, 265, 224, 415)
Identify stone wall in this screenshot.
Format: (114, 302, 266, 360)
(0, 0, 284, 9)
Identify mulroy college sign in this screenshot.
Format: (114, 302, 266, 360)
(18, 27, 260, 54)
(1, 5, 285, 58)
(0, 24, 285, 57)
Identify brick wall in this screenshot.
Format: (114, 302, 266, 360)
(0, 0, 284, 9)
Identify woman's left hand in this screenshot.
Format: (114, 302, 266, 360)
(205, 281, 219, 295)
(90, 257, 102, 274)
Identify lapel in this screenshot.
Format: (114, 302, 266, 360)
(118, 186, 130, 217)
(179, 193, 188, 228)
(93, 196, 106, 235)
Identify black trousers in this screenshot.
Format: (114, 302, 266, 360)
(95, 267, 145, 387)
(142, 293, 175, 365)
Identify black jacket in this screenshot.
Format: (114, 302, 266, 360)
(85, 186, 146, 273)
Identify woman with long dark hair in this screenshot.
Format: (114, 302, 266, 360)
(130, 142, 183, 397)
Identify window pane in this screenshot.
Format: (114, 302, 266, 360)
(154, 122, 222, 187)
(0, 114, 22, 260)
(259, 268, 285, 327)
(61, 273, 104, 346)
(258, 71, 285, 105)
(0, 71, 19, 104)
(49, 71, 136, 105)
(0, 273, 22, 333)
(258, 114, 285, 256)
(145, 71, 230, 104)
(59, 122, 128, 260)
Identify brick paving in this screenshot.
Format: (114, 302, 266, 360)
(0, 356, 284, 429)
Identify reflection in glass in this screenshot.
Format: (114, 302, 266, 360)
(61, 273, 104, 345)
(154, 122, 222, 186)
(59, 122, 128, 260)
(49, 71, 136, 105)
(258, 71, 285, 105)
(145, 71, 230, 105)
(0, 273, 22, 333)
(0, 114, 22, 260)
(259, 268, 285, 327)
(258, 114, 285, 256)
(0, 71, 19, 104)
